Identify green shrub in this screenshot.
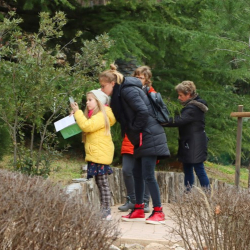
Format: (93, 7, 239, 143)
(0, 121, 10, 160)
(0, 12, 113, 176)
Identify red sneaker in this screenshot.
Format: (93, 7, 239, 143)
(146, 207, 165, 225)
(121, 204, 145, 222)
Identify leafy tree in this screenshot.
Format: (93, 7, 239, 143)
(176, 0, 250, 164)
(3, 0, 189, 64)
(4, 0, 78, 11)
(3, 0, 250, 166)
(0, 11, 113, 176)
(0, 120, 10, 160)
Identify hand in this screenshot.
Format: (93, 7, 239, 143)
(70, 102, 79, 113)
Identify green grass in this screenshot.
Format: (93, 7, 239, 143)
(49, 157, 83, 186)
(0, 155, 12, 170)
(205, 161, 249, 188)
(0, 154, 249, 188)
(0, 155, 83, 187)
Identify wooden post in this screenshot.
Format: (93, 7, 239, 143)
(234, 105, 243, 187)
(248, 162, 250, 190)
(231, 108, 250, 187)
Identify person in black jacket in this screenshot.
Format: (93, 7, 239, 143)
(164, 81, 210, 190)
(99, 64, 170, 225)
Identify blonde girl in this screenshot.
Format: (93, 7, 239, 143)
(70, 89, 116, 220)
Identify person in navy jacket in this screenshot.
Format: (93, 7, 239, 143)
(164, 80, 210, 190)
(99, 64, 170, 225)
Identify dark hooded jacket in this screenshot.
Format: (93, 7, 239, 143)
(111, 76, 170, 159)
(164, 96, 208, 164)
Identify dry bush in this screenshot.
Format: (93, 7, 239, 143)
(0, 169, 120, 250)
(168, 185, 250, 250)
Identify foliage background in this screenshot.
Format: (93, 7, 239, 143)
(0, 120, 10, 161)
(1, 0, 250, 171)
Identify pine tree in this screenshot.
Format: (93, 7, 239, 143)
(0, 120, 10, 160)
(3, 0, 250, 166)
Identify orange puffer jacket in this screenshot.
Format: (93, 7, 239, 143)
(121, 134, 134, 155)
(121, 86, 156, 155)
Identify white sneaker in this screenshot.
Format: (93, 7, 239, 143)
(103, 214, 112, 221)
(101, 208, 112, 221)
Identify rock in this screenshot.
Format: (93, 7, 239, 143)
(109, 244, 121, 250)
(73, 167, 187, 206)
(82, 164, 88, 171)
(65, 167, 225, 206)
(72, 178, 88, 183)
(170, 244, 185, 250)
(65, 183, 82, 195)
(145, 242, 170, 249)
(123, 243, 145, 250)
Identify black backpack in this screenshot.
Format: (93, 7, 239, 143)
(146, 87, 170, 125)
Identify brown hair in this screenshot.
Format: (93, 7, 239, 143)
(132, 65, 152, 87)
(175, 80, 196, 96)
(99, 64, 124, 84)
(84, 92, 110, 136)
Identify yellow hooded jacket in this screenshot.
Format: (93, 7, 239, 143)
(74, 106, 116, 165)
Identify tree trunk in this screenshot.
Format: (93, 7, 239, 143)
(13, 113, 18, 169)
(30, 123, 35, 157)
(248, 162, 250, 190)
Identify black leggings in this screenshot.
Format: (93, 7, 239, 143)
(122, 154, 150, 202)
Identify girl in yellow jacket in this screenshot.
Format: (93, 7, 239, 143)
(70, 89, 116, 220)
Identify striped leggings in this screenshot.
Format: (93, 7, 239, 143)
(95, 174, 111, 209)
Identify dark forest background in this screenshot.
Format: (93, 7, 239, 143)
(1, 0, 250, 176)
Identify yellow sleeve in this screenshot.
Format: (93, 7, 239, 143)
(106, 106, 116, 127)
(74, 110, 105, 132)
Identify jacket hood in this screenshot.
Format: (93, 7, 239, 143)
(121, 76, 143, 90)
(187, 97, 208, 113)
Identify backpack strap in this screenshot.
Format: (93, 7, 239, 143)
(146, 87, 157, 118)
